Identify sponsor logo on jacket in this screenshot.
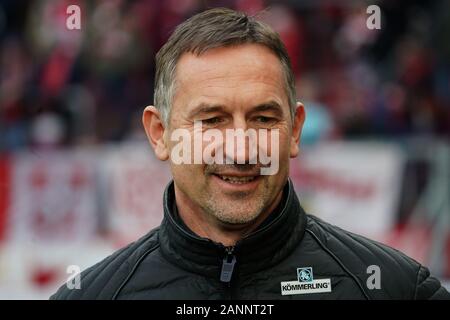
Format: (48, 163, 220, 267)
(281, 267, 331, 295)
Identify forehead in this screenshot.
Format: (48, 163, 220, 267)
(173, 44, 288, 110)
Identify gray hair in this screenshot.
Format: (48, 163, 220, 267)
(154, 7, 297, 126)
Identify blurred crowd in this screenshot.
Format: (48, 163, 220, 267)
(0, 0, 449, 151)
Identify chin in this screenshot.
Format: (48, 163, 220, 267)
(212, 207, 262, 225)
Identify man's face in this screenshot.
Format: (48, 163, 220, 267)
(162, 44, 303, 226)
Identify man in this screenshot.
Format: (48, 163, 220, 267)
(51, 8, 450, 300)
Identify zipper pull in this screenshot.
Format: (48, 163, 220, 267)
(220, 246, 236, 283)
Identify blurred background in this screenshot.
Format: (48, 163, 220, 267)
(0, 0, 449, 299)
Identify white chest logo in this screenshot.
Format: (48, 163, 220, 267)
(281, 267, 332, 295)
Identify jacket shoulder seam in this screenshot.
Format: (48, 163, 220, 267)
(413, 264, 422, 299)
(305, 225, 371, 299)
(65, 228, 160, 299)
(102, 229, 160, 299)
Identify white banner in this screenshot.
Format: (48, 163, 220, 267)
(6, 149, 98, 244)
(290, 142, 405, 239)
(0, 242, 114, 299)
(101, 142, 171, 245)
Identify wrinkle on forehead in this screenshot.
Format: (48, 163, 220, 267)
(173, 44, 289, 111)
(176, 44, 283, 82)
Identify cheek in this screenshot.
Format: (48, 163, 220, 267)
(270, 131, 290, 159)
(170, 164, 188, 185)
(170, 164, 205, 184)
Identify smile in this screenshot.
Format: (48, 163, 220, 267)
(217, 175, 257, 184)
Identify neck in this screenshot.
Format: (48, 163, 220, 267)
(174, 186, 283, 247)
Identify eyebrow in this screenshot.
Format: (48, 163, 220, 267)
(187, 103, 226, 118)
(251, 101, 285, 118)
(188, 101, 285, 118)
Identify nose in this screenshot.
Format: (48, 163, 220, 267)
(223, 117, 257, 165)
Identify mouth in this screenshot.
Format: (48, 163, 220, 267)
(215, 175, 258, 184)
(211, 172, 262, 192)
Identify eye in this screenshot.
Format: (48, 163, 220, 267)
(254, 116, 274, 123)
(202, 117, 223, 125)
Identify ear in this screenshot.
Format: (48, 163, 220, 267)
(290, 102, 306, 158)
(142, 106, 169, 161)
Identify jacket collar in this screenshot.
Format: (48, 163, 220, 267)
(158, 178, 307, 279)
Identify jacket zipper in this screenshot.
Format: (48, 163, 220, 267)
(220, 246, 236, 299)
(220, 246, 236, 283)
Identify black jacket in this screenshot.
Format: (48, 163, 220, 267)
(51, 180, 450, 300)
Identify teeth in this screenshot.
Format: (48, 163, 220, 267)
(219, 175, 256, 184)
